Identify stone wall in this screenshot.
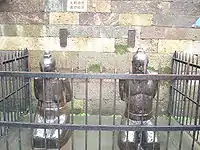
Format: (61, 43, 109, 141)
(1, 0, 200, 115)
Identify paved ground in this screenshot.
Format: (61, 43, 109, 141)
(0, 115, 199, 150)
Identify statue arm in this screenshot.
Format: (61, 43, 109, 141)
(119, 79, 128, 101)
(63, 79, 73, 102)
(33, 78, 41, 100)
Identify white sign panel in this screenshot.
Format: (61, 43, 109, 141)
(67, 0, 88, 12)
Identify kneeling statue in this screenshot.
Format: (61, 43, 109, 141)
(118, 48, 160, 150)
(33, 51, 72, 149)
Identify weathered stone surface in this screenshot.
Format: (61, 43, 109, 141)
(45, 0, 66, 12)
(29, 50, 79, 71)
(79, 13, 118, 25)
(0, 25, 46, 37)
(0, 37, 115, 52)
(141, 26, 200, 40)
(153, 14, 197, 27)
(88, 0, 111, 12)
(139, 39, 158, 53)
(19, 25, 47, 37)
(47, 25, 142, 38)
(158, 40, 193, 54)
(0, 12, 48, 24)
(78, 51, 101, 70)
(114, 53, 131, 73)
(49, 12, 79, 24)
(111, 1, 159, 13)
(169, 2, 200, 16)
(47, 25, 99, 37)
(51, 51, 79, 69)
(100, 26, 129, 38)
(79, 13, 94, 25)
(78, 51, 131, 73)
(0, 0, 45, 12)
(119, 13, 153, 26)
(189, 41, 200, 54)
(1, 25, 17, 36)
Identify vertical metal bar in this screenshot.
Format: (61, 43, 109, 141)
(191, 79, 200, 150)
(1, 76, 9, 150)
(176, 52, 184, 122)
(43, 78, 47, 149)
(9, 52, 13, 122)
(153, 77, 160, 149)
(125, 79, 131, 150)
(179, 53, 190, 150)
(14, 51, 17, 122)
(0, 51, 2, 136)
(173, 52, 181, 117)
(166, 51, 177, 150)
(112, 69, 117, 150)
(189, 55, 198, 132)
(58, 77, 60, 150)
(17, 51, 22, 150)
(99, 75, 102, 150)
(7, 52, 11, 122)
(85, 68, 88, 150)
(4, 52, 9, 150)
(71, 68, 74, 150)
(186, 54, 194, 125)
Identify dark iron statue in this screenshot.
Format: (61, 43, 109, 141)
(118, 48, 160, 150)
(33, 51, 72, 149)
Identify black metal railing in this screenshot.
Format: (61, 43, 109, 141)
(0, 49, 30, 138)
(0, 50, 199, 150)
(0, 71, 199, 149)
(168, 51, 200, 148)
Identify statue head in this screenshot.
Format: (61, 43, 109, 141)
(132, 48, 149, 74)
(39, 51, 56, 72)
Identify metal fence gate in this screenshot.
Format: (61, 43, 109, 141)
(0, 49, 30, 137)
(0, 50, 199, 150)
(168, 51, 200, 149)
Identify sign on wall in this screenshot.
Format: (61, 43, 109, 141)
(67, 0, 88, 12)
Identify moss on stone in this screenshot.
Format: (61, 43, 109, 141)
(148, 66, 157, 72)
(88, 63, 101, 72)
(69, 99, 84, 114)
(160, 66, 171, 74)
(114, 44, 129, 55)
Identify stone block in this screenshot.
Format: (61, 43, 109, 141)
(46, 25, 100, 37)
(0, 25, 46, 37)
(28, 50, 42, 70)
(1, 25, 17, 36)
(79, 12, 94, 25)
(0, 12, 48, 24)
(49, 12, 79, 24)
(158, 40, 193, 54)
(111, 1, 160, 13)
(45, 0, 66, 12)
(0, 0, 45, 12)
(79, 12, 118, 25)
(100, 26, 129, 38)
(119, 13, 153, 26)
(190, 41, 200, 54)
(141, 26, 200, 40)
(19, 25, 47, 37)
(153, 14, 197, 27)
(169, 2, 200, 16)
(88, 0, 111, 12)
